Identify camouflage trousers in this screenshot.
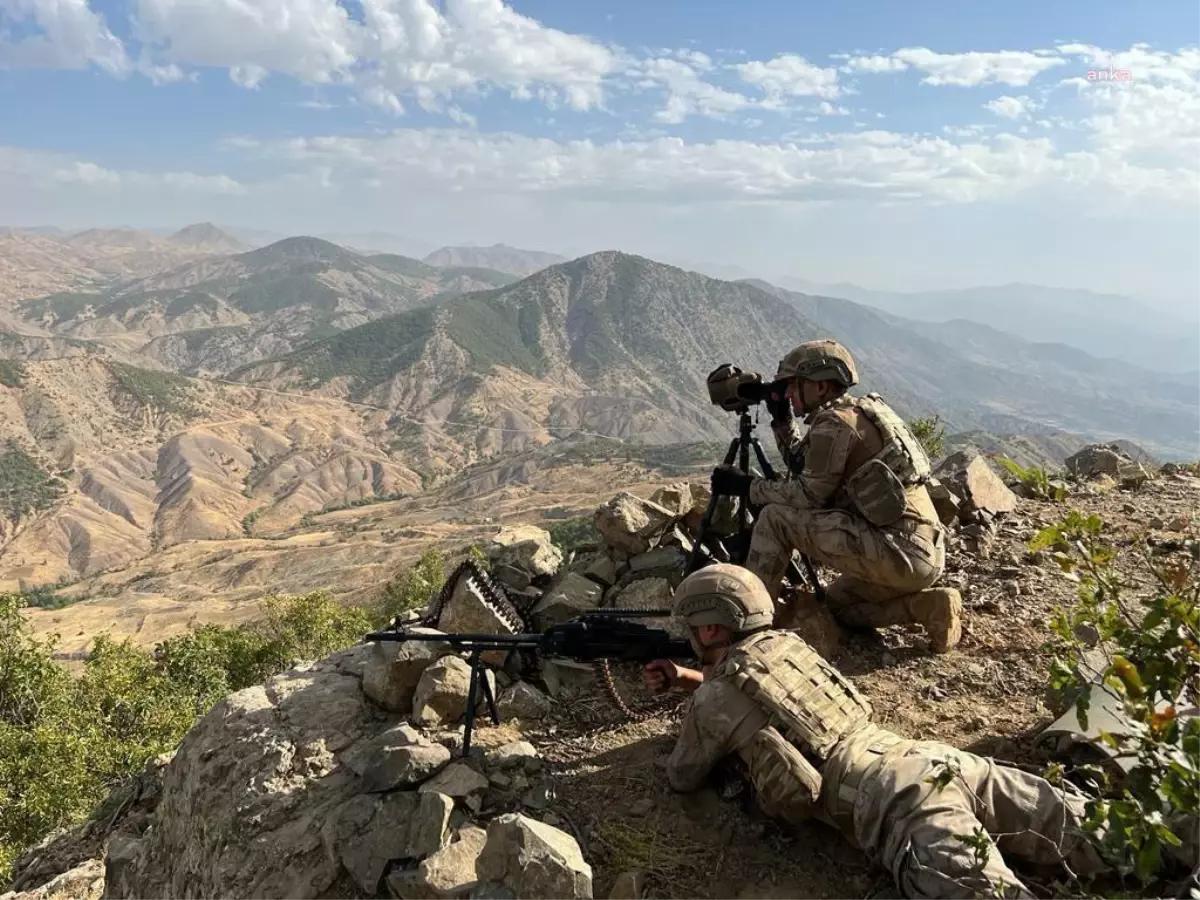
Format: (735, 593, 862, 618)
(824, 726, 1109, 899)
(744, 503, 945, 626)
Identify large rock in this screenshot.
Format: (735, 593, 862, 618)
(413, 656, 496, 728)
(386, 826, 488, 900)
(330, 791, 453, 894)
(925, 477, 962, 526)
(102, 651, 443, 899)
(485, 525, 563, 579)
(497, 681, 554, 721)
(649, 482, 694, 516)
(474, 814, 593, 899)
(935, 453, 1017, 518)
(436, 573, 518, 666)
(362, 629, 451, 713)
(593, 493, 676, 555)
(1, 859, 105, 900)
(529, 572, 603, 630)
(1065, 444, 1127, 478)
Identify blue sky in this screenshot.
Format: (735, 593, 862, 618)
(1, 0, 1197, 307)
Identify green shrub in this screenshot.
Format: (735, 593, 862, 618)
(997, 456, 1069, 502)
(377, 548, 447, 623)
(548, 516, 602, 553)
(0, 583, 392, 885)
(1034, 511, 1199, 892)
(908, 414, 946, 460)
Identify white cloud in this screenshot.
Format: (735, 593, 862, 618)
(846, 47, 1066, 86)
(0, 145, 246, 194)
(736, 54, 842, 100)
(0, 0, 130, 74)
(984, 95, 1039, 119)
(227, 124, 1196, 207)
(357, 0, 619, 112)
(132, 0, 358, 85)
(636, 56, 753, 123)
(842, 54, 906, 74)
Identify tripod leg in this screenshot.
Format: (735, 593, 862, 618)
(480, 663, 501, 726)
(686, 437, 742, 573)
(462, 649, 483, 757)
(749, 436, 778, 481)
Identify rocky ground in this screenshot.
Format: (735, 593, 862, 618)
(4, 445, 1197, 900)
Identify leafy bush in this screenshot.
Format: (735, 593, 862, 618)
(1034, 510, 1198, 892)
(548, 516, 602, 553)
(377, 548, 448, 623)
(908, 414, 946, 460)
(0, 576, 409, 884)
(997, 456, 1069, 502)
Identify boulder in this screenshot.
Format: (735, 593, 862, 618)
(593, 493, 676, 555)
(330, 791, 454, 894)
(362, 629, 451, 713)
(1065, 444, 1126, 478)
(362, 743, 452, 793)
(628, 546, 687, 578)
(529, 572, 603, 630)
(413, 656, 495, 728)
(608, 577, 673, 613)
(578, 552, 625, 588)
(935, 453, 1016, 518)
(102, 657, 442, 899)
(1, 859, 105, 900)
(649, 482, 694, 516)
(485, 525, 563, 579)
(497, 681, 554, 721)
(386, 826, 488, 900)
(776, 590, 843, 660)
(925, 477, 962, 526)
(1118, 461, 1151, 489)
(435, 574, 518, 666)
(540, 660, 596, 700)
(474, 814, 593, 900)
(418, 763, 490, 807)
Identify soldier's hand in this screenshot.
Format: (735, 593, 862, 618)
(642, 659, 680, 694)
(711, 465, 753, 498)
(765, 383, 792, 425)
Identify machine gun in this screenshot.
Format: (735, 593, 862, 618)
(364, 609, 695, 756)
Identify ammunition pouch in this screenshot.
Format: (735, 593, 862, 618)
(845, 459, 909, 527)
(742, 726, 824, 824)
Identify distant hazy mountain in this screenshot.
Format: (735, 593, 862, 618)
(317, 231, 434, 259)
(423, 244, 566, 276)
(11, 236, 517, 375)
(228, 251, 1197, 463)
(167, 223, 247, 254)
(777, 277, 1199, 375)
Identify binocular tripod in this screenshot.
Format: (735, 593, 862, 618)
(685, 409, 824, 603)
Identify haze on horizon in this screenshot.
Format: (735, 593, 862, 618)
(1, 0, 1197, 311)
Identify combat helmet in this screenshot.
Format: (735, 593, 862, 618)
(775, 339, 858, 388)
(672, 564, 774, 634)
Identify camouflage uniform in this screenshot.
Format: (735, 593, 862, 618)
(735, 340, 959, 648)
(746, 396, 947, 618)
(666, 628, 1110, 899)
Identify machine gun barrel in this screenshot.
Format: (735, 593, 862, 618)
(363, 609, 692, 756)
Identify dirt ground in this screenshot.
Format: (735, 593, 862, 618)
(481, 472, 1198, 899)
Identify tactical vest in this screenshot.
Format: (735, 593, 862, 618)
(833, 393, 933, 527)
(717, 630, 873, 821)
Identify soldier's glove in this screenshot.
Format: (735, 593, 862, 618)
(764, 386, 792, 426)
(711, 465, 753, 498)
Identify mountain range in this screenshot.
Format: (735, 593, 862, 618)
(3, 224, 1195, 649)
(776, 277, 1199, 376)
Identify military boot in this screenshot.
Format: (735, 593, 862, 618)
(903, 587, 963, 653)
